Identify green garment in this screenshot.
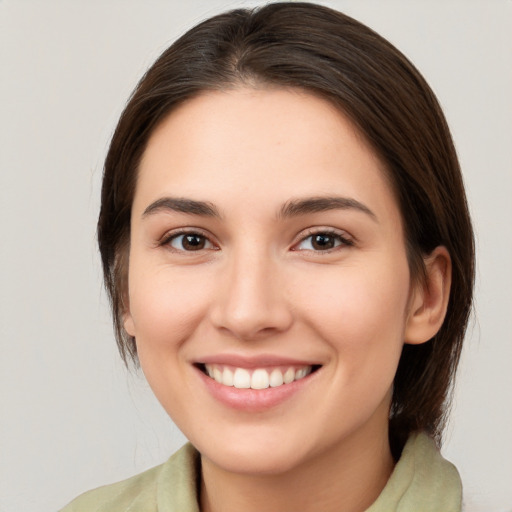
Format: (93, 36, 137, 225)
(60, 432, 462, 511)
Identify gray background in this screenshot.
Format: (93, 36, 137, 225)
(1, 1, 511, 511)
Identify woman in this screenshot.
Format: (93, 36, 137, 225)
(61, 3, 474, 511)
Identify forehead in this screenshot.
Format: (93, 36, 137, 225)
(135, 87, 399, 224)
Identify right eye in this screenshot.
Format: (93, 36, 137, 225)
(165, 232, 215, 252)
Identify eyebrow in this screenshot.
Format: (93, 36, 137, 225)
(142, 197, 221, 218)
(142, 195, 377, 222)
(279, 196, 377, 221)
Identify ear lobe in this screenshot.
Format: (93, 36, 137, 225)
(405, 246, 452, 345)
(123, 311, 136, 337)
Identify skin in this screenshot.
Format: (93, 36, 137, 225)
(124, 88, 451, 512)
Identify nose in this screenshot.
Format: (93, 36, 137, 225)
(209, 248, 294, 341)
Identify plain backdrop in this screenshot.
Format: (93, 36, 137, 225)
(1, 1, 511, 511)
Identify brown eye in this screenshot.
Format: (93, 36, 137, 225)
(169, 233, 213, 251)
(311, 233, 336, 250)
(294, 231, 353, 251)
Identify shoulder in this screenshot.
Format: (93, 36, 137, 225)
(366, 432, 462, 512)
(59, 464, 162, 512)
(59, 443, 199, 512)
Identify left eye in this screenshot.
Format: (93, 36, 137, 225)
(295, 232, 349, 251)
(168, 233, 214, 251)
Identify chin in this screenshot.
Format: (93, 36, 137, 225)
(193, 430, 313, 476)
(204, 446, 308, 476)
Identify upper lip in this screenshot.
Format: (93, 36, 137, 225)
(195, 353, 322, 369)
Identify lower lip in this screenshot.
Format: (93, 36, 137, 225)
(195, 367, 317, 412)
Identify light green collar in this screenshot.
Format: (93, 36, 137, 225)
(158, 432, 461, 512)
(61, 432, 461, 511)
(366, 432, 462, 511)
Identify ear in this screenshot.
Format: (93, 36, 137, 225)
(123, 311, 136, 338)
(404, 246, 452, 345)
(122, 285, 135, 337)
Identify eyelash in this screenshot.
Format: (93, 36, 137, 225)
(159, 228, 354, 253)
(292, 228, 354, 252)
(159, 229, 217, 252)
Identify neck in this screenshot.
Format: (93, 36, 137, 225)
(200, 424, 394, 512)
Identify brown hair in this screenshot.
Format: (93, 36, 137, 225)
(97, 2, 474, 454)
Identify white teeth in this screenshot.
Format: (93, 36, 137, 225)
(213, 367, 222, 383)
(251, 369, 269, 390)
(204, 364, 314, 390)
(295, 368, 307, 380)
(283, 367, 295, 384)
(269, 368, 284, 387)
(222, 367, 234, 386)
(233, 368, 251, 389)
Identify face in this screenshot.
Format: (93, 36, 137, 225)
(125, 88, 418, 476)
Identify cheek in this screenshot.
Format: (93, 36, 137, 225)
(128, 266, 215, 413)
(127, 263, 213, 354)
(293, 261, 410, 373)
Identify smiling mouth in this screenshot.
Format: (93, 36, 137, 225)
(198, 364, 321, 390)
